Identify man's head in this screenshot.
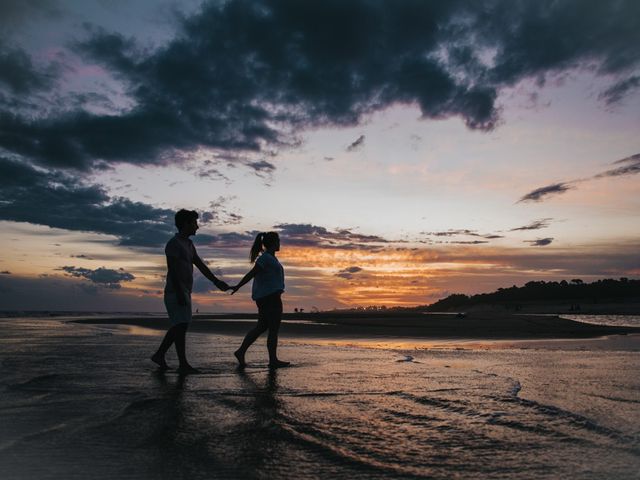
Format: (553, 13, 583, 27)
(175, 209, 199, 236)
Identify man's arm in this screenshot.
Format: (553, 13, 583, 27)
(193, 254, 229, 291)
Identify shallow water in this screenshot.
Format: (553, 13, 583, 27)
(0, 318, 638, 479)
(561, 314, 640, 328)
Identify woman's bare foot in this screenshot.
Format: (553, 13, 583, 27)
(151, 353, 169, 370)
(268, 360, 290, 369)
(234, 350, 246, 367)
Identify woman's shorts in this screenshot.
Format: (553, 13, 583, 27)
(255, 291, 283, 328)
(164, 291, 192, 326)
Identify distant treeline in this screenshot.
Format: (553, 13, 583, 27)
(424, 278, 640, 311)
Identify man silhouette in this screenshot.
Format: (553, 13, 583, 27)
(151, 209, 229, 373)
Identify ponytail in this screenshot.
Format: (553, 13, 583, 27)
(250, 233, 265, 263)
(249, 231, 280, 263)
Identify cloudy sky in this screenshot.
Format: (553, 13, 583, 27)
(0, 0, 638, 312)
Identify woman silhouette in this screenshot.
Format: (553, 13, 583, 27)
(231, 232, 290, 368)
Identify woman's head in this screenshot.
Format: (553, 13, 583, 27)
(250, 231, 280, 262)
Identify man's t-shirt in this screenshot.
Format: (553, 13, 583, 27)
(164, 234, 196, 295)
(252, 252, 285, 300)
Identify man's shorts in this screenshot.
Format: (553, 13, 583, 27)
(164, 291, 192, 325)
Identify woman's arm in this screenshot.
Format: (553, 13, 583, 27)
(230, 264, 262, 294)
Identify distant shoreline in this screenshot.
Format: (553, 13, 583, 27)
(72, 311, 640, 340)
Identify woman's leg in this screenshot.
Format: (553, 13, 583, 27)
(266, 294, 289, 367)
(266, 302, 282, 363)
(234, 303, 268, 366)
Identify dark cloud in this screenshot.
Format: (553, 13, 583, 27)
(274, 223, 388, 249)
(519, 153, 640, 202)
(594, 153, 640, 178)
(0, 270, 11, 274)
(524, 238, 554, 247)
(60, 265, 135, 288)
(510, 218, 553, 231)
(424, 229, 502, 240)
(0, 274, 163, 311)
(425, 229, 478, 237)
(346, 135, 365, 152)
(518, 182, 573, 203)
(192, 268, 225, 294)
(2, 0, 637, 172)
(200, 197, 244, 226)
(335, 266, 363, 280)
(599, 76, 640, 105)
(209, 231, 256, 247)
(0, 42, 59, 95)
(0, 0, 62, 29)
(0, 156, 175, 247)
(246, 160, 276, 174)
(449, 240, 489, 245)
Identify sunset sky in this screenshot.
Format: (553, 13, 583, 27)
(0, 0, 638, 312)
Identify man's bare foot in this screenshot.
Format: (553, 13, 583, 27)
(151, 353, 169, 370)
(268, 360, 290, 369)
(177, 364, 200, 374)
(234, 350, 246, 367)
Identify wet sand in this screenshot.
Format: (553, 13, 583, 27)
(1, 316, 639, 479)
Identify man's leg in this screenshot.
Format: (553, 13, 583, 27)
(175, 323, 198, 372)
(151, 326, 176, 369)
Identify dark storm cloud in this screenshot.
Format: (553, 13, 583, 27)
(335, 266, 363, 279)
(0, 42, 58, 95)
(518, 183, 573, 203)
(0, 0, 62, 28)
(510, 218, 553, 231)
(524, 238, 554, 247)
(346, 135, 365, 152)
(2, 0, 637, 172)
(60, 265, 135, 288)
(0, 156, 175, 247)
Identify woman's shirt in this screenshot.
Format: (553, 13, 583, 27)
(252, 251, 285, 300)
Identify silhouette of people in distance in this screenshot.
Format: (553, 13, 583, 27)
(231, 232, 290, 369)
(151, 209, 229, 373)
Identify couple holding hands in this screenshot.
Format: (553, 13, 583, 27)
(151, 209, 289, 373)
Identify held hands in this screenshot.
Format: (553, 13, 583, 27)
(229, 285, 240, 295)
(213, 279, 230, 291)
